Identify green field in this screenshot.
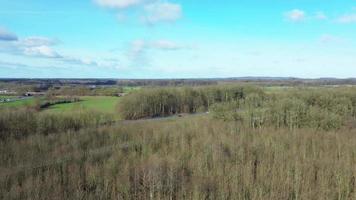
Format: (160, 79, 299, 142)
(0, 95, 17, 99)
(0, 96, 120, 114)
(43, 96, 120, 114)
(123, 86, 141, 93)
(0, 97, 37, 108)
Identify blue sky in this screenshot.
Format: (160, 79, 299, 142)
(0, 0, 355, 78)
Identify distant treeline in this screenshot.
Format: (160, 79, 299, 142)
(0, 79, 217, 91)
(0, 79, 117, 86)
(3, 78, 356, 88)
(46, 86, 124, 96)
(118, 85, 262, 120)
(116, 79, 218, 87)
(37, 97, 81, 110)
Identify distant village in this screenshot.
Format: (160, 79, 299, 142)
(0, 90, 17, 95)
(0, 89, 46, 96)
(0, 89, 46, 103)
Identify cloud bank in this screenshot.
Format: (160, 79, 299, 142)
(0, 27, 106, 67)
(94, 0, 142, 9)
(94, 0, 182, 24)
(0, 28, 18, 41)
(129, 39, 185, 56)
(337, 13, 356, 24)
(143, 2, 182, 24)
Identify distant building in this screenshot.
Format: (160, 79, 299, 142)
(116, 93, 126, 97)
(0, 97, 14, 103)
(0, 90, 16, 95)
(24, 92, 46, 97)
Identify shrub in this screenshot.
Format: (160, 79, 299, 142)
(0, 108, 37, 139)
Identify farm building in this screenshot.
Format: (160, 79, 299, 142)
(24, 92, 46, 97)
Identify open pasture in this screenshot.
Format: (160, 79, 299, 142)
(43, 96, 120, 114)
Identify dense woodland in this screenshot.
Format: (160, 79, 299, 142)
(0, 108, 114, 140)
(1, 84, 356, 199)
(118, 86, 262, 119)
(1, 116, 355, 199)
(210, 87, 356, 131)
(119, 85, 356, 131)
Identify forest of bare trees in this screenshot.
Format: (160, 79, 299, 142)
(1, 85, 356, 199)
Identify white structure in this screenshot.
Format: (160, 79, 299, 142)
(0, 90, 16, 95)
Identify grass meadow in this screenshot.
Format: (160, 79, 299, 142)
(0, 97, 37, 108)
(43, 96, 120, 114)
(0, 96, 120, 114)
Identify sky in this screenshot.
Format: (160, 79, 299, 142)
(0, 0, 355, 78)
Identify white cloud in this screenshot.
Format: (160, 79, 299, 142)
(127, 39, 185, 67)
(0, 31, 105, 67)
(285, 9, 306, 22)
(337, 13, 356, 24)
(129, 39, 184, 53)
(62, 56, 100, 66)
(150, 40, 183, 50)
(24, 45, 61, 58)
(130, 40, 147, 57)
(0, 27, 18, 41)
(285, 10, 329, 22)
(94, 0, 183, 25)
(94, 0, 142, 9)
(126, 39, 149, 67)
(0, 34, 59, 58)
(315, 11, 327, 20)
(0, 61, 32, 69)
(0, 28, 119, 70)
(143, 2, 182, 24)
(20, 36, 58, 47)
(319, 34, 343, 43)
(8, 36, 62, 58)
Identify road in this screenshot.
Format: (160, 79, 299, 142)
(100, 112, 210, 126)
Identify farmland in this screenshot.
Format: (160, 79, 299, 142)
(0, 97, 36, 108)
(43, 96, 120, 114)
(0, 96, 120, 114)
